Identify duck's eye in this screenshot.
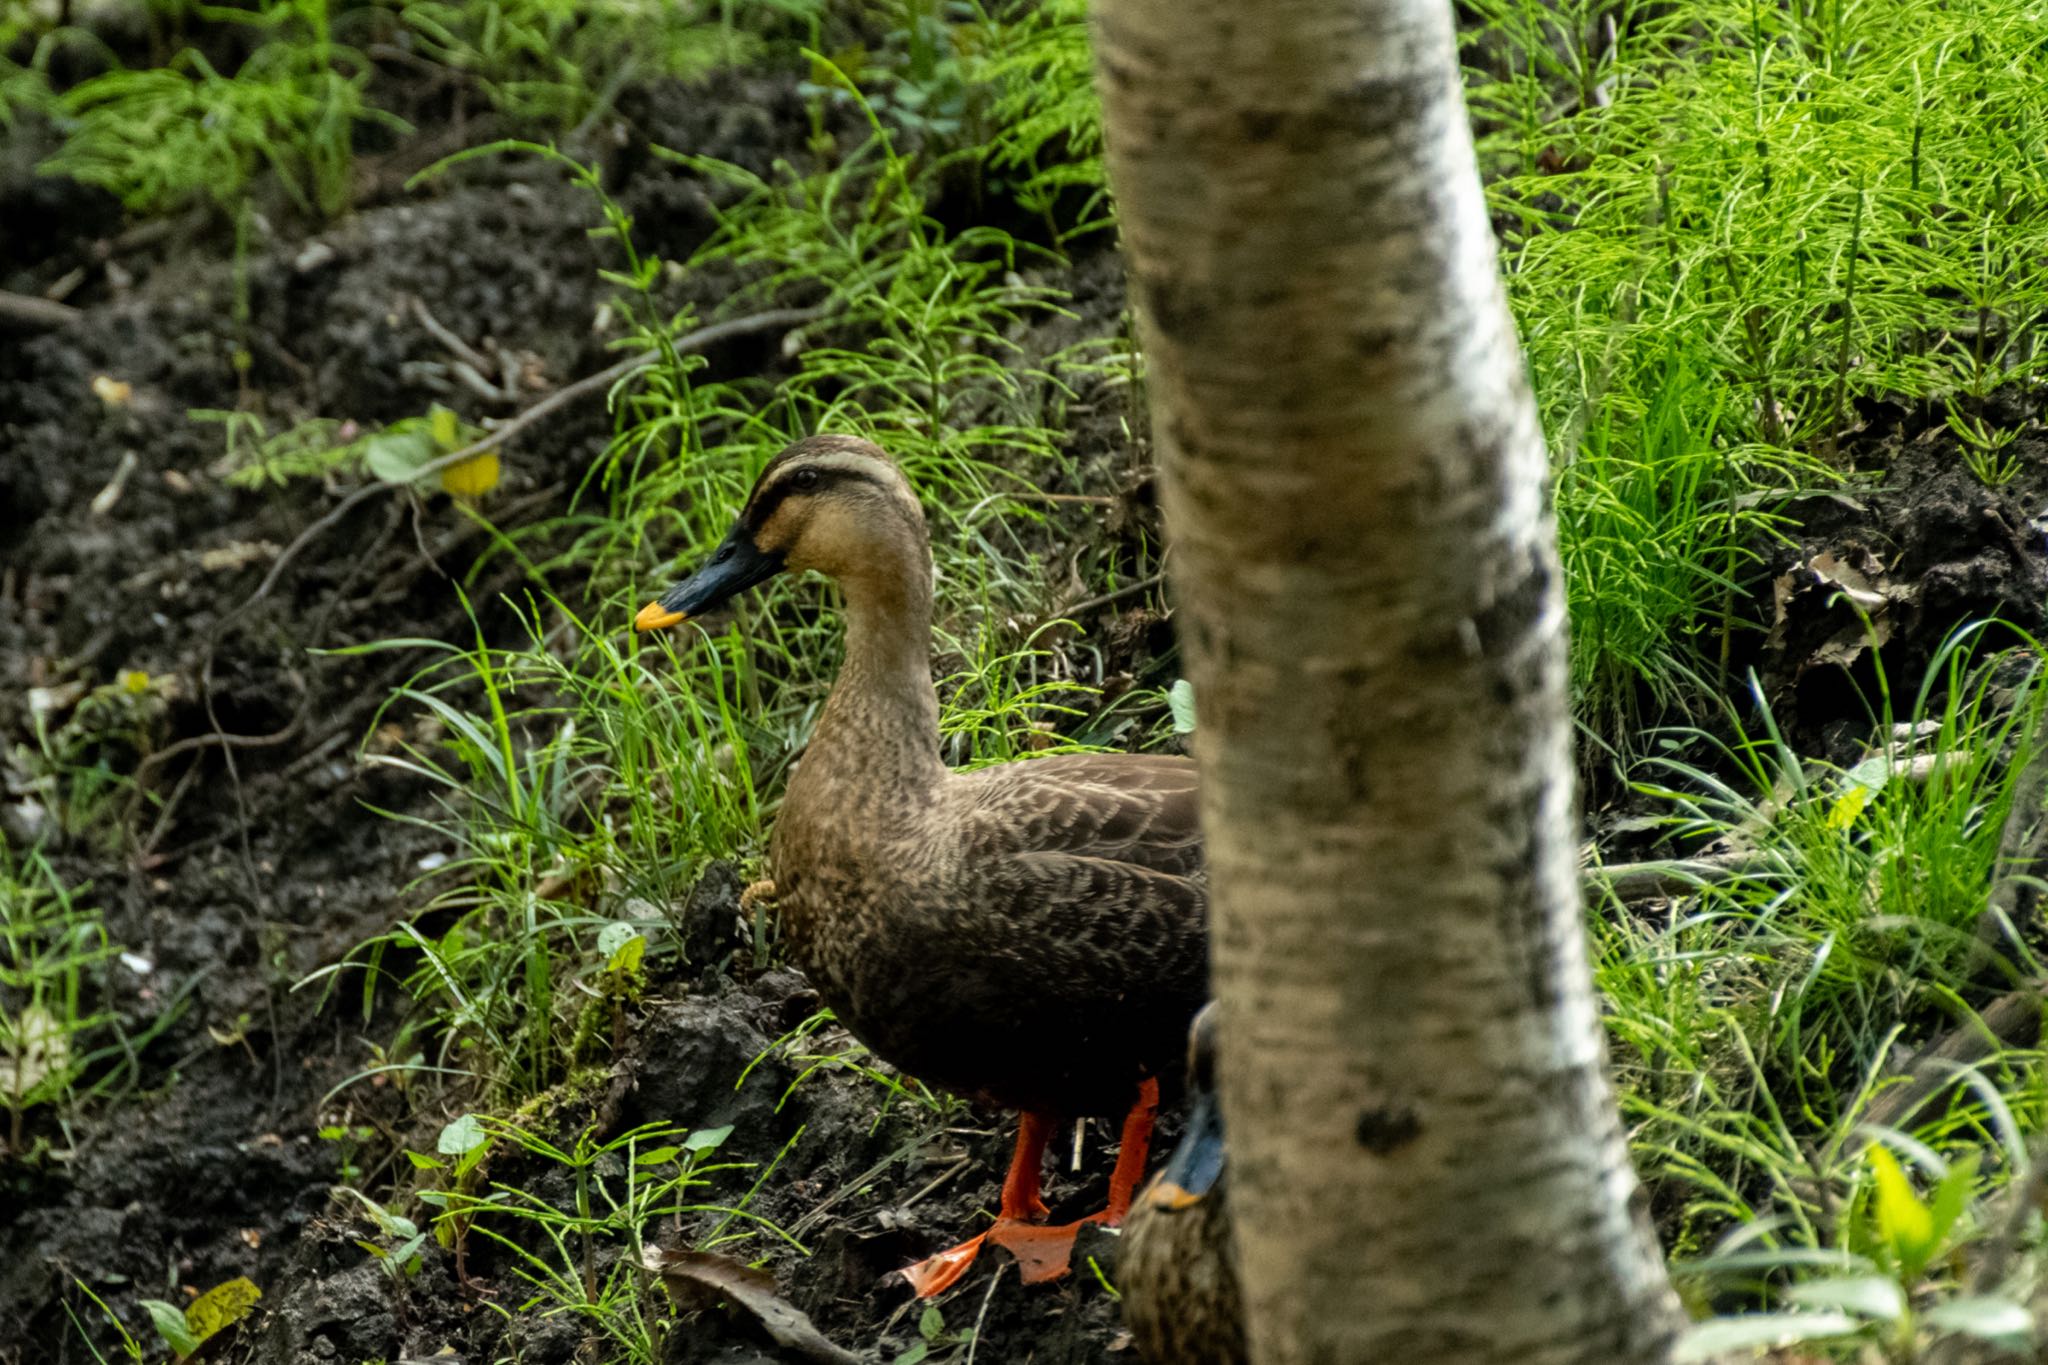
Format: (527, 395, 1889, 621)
(792, 468, 820, 491)
(713, 544, 733, 564)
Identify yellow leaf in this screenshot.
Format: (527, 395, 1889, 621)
(429, 405, 461, 451)
(184, 1277, 261, 1343)
(1870, 1145, 1937, 1267)
(121, 670, 150, 695)
(440, 451, 499, 500)
(1828, 784, 1871, 829)
(91, 375, 133, 405)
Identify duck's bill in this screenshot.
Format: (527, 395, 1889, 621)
(635, 527, 785, 633)
(1148, 1088, 1224, 1210)
(635, 600, 687, 631)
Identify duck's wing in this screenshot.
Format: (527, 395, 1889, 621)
(951, 752, 1209, 1029)
(958, 751, 1204, 880)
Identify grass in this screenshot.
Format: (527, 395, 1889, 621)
(1, 852, 140, 1160)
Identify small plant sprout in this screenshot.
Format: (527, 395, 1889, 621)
(1676, 1141, 2030, 1361)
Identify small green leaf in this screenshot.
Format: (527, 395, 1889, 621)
(636, 1145, 683, 1165)
(1167, 679, 1197, 734)
(919, 1305, 945, 1339)
(606, 934, 646, 976)
(685, 1125, 733, 1154)
(598, 921, 644, 967)
(362, 425, 436, 484)
(1783, 1274, 1905, 1321)
(428, 404, 460, 451)
(1674, 1311, 1863, 1361)
(139, 1300, 201, 1358)
(438, 1114, 487, 1156)
(893, 1345, 929, 1365)
(387, 1232, 427, 1273)
(1923, 1295, 2032, 1344)
(405, 1151, 445, 1170)
(1928, 1151, 1980, 1246)
(1869, 1144, 1938, 1272)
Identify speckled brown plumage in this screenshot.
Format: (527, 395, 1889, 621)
(1122, 1179, 1242, 1365)
(778, 748, 1206, 1116)
(742, 436, 1210, 1119)
(1121, 1006, 1244, 1365)
(639, 434, 1212, 1294)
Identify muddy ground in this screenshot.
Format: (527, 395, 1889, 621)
(7, 50, 2048, 1365)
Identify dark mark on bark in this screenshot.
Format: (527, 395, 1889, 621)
(1472, 545, 1550, 657)
(1356, 1104, 1422, 1154)
(1240, 108, 1284, 143)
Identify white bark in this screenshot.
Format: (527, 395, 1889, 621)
(1091, 1, 1685, 1361)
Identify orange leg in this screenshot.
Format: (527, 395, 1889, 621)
(987, 1078, 1161, 1285)
(901, 1111, 1056, 1298)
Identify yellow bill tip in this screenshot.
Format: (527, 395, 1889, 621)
(635, 601, 687, 633)
(1147, 1181, 1202, 1212)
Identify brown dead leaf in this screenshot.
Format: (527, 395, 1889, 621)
(1766, 544, 1912, 674)
(1806, 549, 1891, 613)
(641, 1248, 864, 1365)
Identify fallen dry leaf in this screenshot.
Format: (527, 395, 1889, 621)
(91, 375, 132, 405)
(641, 1248, 863, 1365)
(1767, 544, 1912, 675)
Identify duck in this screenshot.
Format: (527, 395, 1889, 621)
(635, 433, 1209, 1298)
(1119, 1003, 1243, 1365)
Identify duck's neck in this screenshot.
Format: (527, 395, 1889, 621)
(806, 553, 946, 792)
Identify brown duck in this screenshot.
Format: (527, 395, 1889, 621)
(1121, 1003, 1243, 1365)
(635, 434, 1208, 1296)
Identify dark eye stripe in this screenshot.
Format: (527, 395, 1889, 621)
(742, 465, 884, 530)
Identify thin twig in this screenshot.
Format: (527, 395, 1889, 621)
(899, 1155, 974, 1214)
(1976, 735, 2048, 953)
(236, 305, 822, 622)
(409, 295, 500, 378)
(1860, 986, 2042, 1133)
(1048, 571, 1167, 622)
(0, 290, 82, 329)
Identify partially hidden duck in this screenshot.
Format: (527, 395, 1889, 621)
(635, 434, 1209, 1296)
(1121, 1003, 1243, 1365)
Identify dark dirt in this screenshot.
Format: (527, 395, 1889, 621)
(5, 42, 2047, 1365)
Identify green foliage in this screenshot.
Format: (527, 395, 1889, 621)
(421, 1118, 776, 1364)
(202, 404, 488, 492)
(1590, 627, 2048, 1350)
(397, 0, 820, 126)
(895, 1300, 976, 1365)
(11, 669, 170, 841)
(43, 1, 397, 218)
(1559, 356, 1812, 727)
(0, 853, 122, 1156)
(1675, 1141, 2032, 1361)
(1467, 0, 2048, 454)
(957, 0, 1105, 238)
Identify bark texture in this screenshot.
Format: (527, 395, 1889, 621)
(1091, 1, 1685, 1361)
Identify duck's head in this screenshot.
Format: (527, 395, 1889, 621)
(1148, 1002, 1225, 1212)
(635, 434, 926, 632)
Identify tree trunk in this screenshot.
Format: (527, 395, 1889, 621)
(1091, 2, 1686, 1361)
